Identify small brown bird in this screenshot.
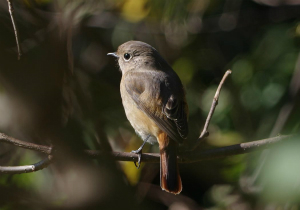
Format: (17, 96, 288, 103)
(108, 41, 188, 194)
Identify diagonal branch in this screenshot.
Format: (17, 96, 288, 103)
(180, 135, 292, 163)
(0, 133, 52, 154)
(7, 0, 22, 60)
(193, 70, 232, 150)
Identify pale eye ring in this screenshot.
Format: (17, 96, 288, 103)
(124, 53, 131, 61)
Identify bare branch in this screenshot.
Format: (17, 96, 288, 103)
(86, 134, 292, 163)
(180, 135, 292, 163)
(0, 155, 53, 174)
(192, 70, 232, 150)
(7, 0, 22, 60)
(0, 131, 293, 174)
(0, 133, 51, 154)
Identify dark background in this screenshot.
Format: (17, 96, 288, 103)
(0, 0, 300, 209)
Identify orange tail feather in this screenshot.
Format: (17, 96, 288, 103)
(158, 132, 182, 194)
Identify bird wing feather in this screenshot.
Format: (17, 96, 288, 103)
(124, 70, 188, 143)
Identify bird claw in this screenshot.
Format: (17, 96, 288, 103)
(131, 136, 149, 169)
(131, 149, 142, 169)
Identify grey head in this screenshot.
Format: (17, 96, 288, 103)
(107, 41, 170, 74)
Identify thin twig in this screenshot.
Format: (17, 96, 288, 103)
(0, 155, 53, 174)
(0, 132, 52, 154)
(7, 0, 22, 60)
(192, 70, 232, 150)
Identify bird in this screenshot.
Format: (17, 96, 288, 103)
(108, 41, 188, 194)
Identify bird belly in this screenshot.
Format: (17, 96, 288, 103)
(121, 90, 160, 144)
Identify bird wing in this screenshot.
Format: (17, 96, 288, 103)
(124, 70, 188, 144)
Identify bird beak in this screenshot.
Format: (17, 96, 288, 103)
(107, 52, 119, 58)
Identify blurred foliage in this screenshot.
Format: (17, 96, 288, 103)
(258, 136, 300, 202)
(0, 0, 300, 209)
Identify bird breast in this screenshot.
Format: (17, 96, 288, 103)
(120, 78, 160, 143)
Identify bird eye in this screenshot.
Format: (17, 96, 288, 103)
(123, 53, 131, 61)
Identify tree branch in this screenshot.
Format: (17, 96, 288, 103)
(0, 155, 53, 174)
(7, 0, 22, 60)
(0, 133, 52, 154)
(0, 133, 293, 174)
(193, 70, 232, 150)
(180, 135, 292, 163)
(85, 134, 292, 163)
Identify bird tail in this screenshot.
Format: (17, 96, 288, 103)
(158, 132, 182, 194)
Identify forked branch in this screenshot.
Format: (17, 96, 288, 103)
(85, 134, 292, 163)
(0, 131, 293, 174)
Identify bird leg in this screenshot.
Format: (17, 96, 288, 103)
(131, 136, 149, 169)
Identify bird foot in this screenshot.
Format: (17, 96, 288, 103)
(131, 149, 142, 169)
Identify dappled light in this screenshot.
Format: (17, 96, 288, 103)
(0, 0, 299, 209)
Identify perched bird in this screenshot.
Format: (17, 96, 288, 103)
(108, 41, 188, 194)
